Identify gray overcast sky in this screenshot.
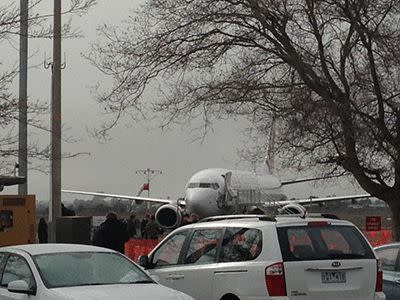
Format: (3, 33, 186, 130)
(4, 0, 364, 203)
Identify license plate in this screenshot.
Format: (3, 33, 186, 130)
(321, 271, 346, 283)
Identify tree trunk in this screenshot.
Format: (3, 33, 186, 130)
(389, 201, 400, 242)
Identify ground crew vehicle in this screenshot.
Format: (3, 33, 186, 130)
(139, 214, 385, 300)
(0, 195, 35, 246)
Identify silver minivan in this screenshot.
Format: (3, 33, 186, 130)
(140, 215, 386, 300)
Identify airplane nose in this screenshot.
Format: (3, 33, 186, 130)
(185, 189, 218, 218)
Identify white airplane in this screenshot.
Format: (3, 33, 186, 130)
(62, 167, 370, 228)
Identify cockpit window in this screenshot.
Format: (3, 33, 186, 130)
(211, 183, 219, 190)
(188, 183, 219, 190)
(199, 183, 211, 188)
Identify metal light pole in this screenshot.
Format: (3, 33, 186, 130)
(49, 0, 62, 242)
(136, 168, 162, 209)
(18, 0, 28, 195)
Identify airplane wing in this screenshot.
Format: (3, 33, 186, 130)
(281, 174, 347, 185)
(0, 175, 26, 191)
(0, 175, 26, 186)
(62, 189, 174, 205)
(265, 193, 371, 207)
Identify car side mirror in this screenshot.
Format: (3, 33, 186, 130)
(8, 280, 36, 295)
(139, 255, 150, 268)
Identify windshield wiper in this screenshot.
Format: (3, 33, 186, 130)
(74, 283, 104, 286)
(131, 280, 154, 284)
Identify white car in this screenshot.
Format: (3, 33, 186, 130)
(0, 243, 194, 300)
(374, 243, 400, 300)
(139, 214, 386, 300)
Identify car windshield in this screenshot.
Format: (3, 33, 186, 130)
(33, 252, 153, 288)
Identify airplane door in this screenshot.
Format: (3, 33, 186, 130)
(172, 228, 224, 300)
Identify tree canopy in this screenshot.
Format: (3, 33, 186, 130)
(89, 0, 400, 235)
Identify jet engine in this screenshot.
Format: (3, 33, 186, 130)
(246, 206, 265, 215)
(155, 204, 182, 229)
(278, 203, 307, 217)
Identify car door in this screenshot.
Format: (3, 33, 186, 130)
(146, 229, 190, 290)
(171, 228, 224, 300)
(375, 245, 400, 300)
(0, 253, 37, 300)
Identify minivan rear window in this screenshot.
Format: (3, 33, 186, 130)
(277, 225, 375, 261)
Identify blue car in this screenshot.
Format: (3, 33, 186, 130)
(375, 243, 400, 300)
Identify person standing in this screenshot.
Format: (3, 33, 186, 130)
(61, 203, 76, 216)
(181, 213, 191, 226)
(190, 213, 199, 223)
(38, 218, 48, 244)
(126, 213, 138, 238)
(92, 212, 129, 253)
(140, 214, 150, 239)
(145, 215, 162, 240)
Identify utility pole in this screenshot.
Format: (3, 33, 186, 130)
(136, 168, 162, 209)
(18, 0, 28, 195)
(48, 0, 62, 242)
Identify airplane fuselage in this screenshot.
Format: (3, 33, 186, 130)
(62, 167, 369, 229)
(183, 168, 285, 218)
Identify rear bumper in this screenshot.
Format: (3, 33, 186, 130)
(246, 293, 385, 300)
(246, 294, 384, 300)
(375, 292, 386, 300)
(247, 296, 292, 300)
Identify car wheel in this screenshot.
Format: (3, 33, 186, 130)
(220, 293, 239, 300)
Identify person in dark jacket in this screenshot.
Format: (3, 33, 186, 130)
(140, 214, 150, 238)
(38, 218, 48, 244)
(61, 203, 76, 216)
(126, 213, 138, 238)
(145, 215, 162, 239)
(92, 212, 129, 253)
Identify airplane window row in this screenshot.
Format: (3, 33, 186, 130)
(187, 183, 219, 190)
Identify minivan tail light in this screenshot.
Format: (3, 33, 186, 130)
(376, 259, 383, 292)
(265, 262, 287, 296)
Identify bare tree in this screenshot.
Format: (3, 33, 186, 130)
(0, 0, 95, 173)
(88, 0, 400, 239)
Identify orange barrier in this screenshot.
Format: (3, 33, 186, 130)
(362, 230, 392, 247)
(125, 239, 159, 262)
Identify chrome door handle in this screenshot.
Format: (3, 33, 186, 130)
(166, 274, 184, 280)
(305, 266, 363, 271)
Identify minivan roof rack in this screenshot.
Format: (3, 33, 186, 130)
(198, 213, 340, 223)
(198, 214, 276, 223)
(276, 212, 340, 219)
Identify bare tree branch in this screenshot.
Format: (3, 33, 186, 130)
(89, 0, 400, 237)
